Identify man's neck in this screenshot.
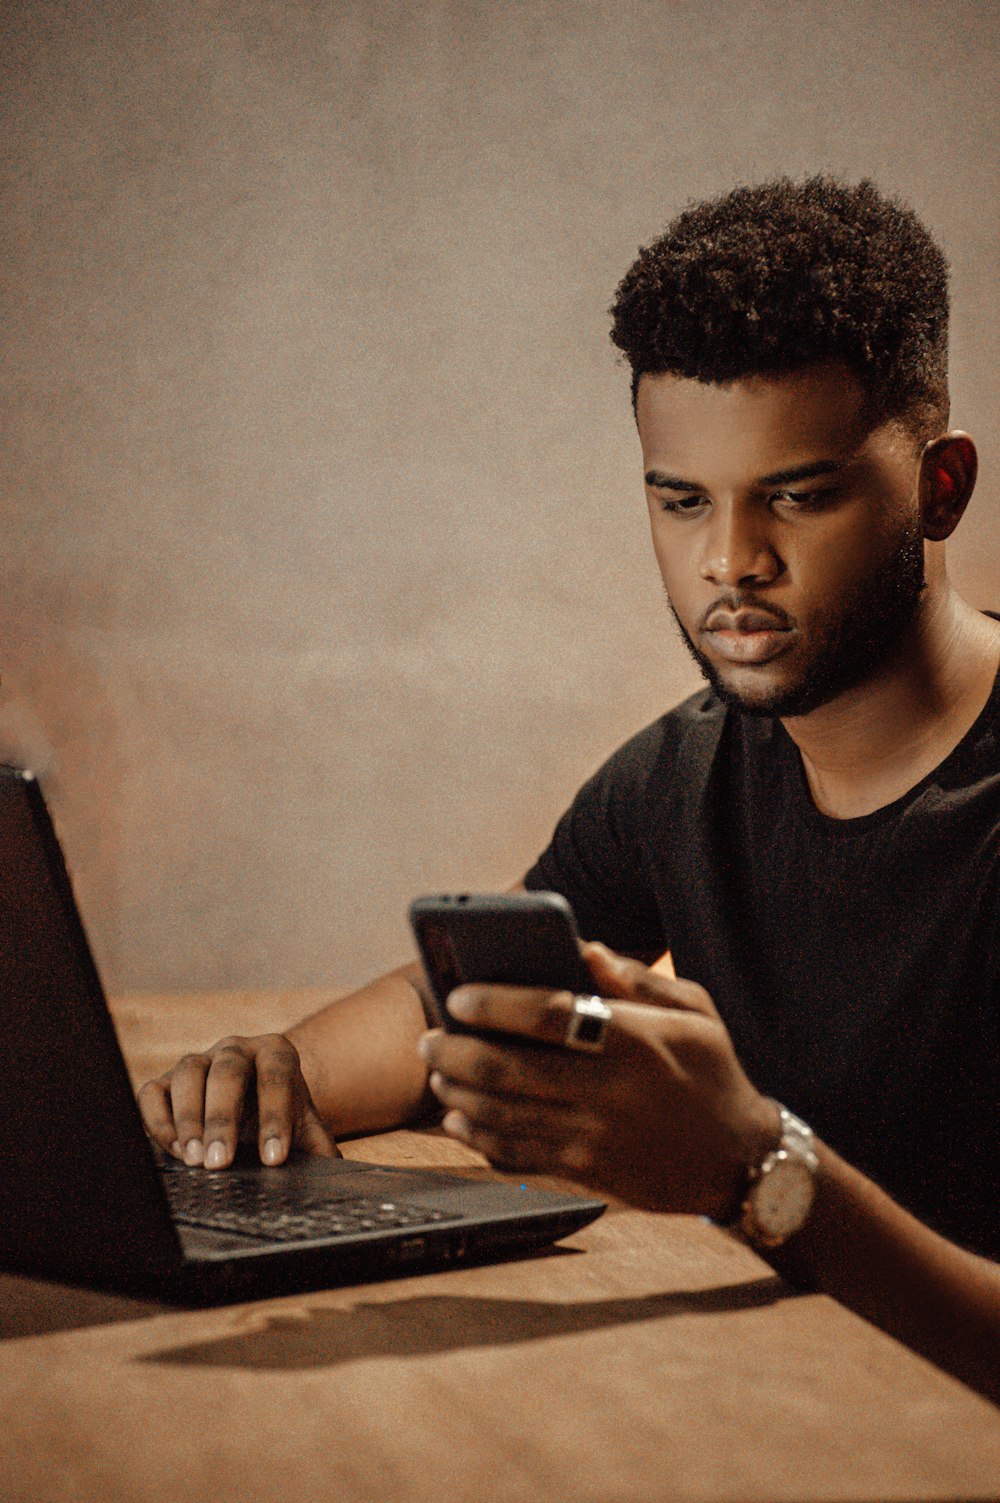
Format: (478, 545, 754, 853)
(780, 587, 1000, 819)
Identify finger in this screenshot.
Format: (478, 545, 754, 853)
(583, 943, 720, 1018)
(446, 984, 588, 1047)
(167, 1053, 214, 1164)
(444, 1123, 572, 1176)
(248, 1035, 307, 1166)
(252, 1035, 342, 1163)
(430, 1072, 587, 1141)
(423, 1029, 595, 1102)
(294, 1103, 343, 1160)
(199, 1042, 256, 1169)
(441, 1100, 596, 1179)
(137, 1077, 181, 1154)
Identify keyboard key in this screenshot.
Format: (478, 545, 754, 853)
(162, 1169, 460, 1243)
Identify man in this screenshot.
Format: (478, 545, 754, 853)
(139, 178, 999, 1399)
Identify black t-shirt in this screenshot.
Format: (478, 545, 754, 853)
(525, 670, 1000, 1259)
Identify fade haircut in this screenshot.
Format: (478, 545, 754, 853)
(609, 176, 950, 442)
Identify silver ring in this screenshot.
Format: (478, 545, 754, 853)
(565, 994, 613, 1052)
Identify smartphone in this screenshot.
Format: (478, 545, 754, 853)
(409, 891, 593, 1037)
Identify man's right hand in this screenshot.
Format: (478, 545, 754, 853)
(137, 1034, 341, 1169)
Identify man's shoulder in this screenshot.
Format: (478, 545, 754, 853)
(623, 684, 732, 751)
(595, 686, 734, 790)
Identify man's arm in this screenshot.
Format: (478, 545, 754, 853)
(137, 883, 532, 1166)
(767, 1142, 1000, 1404)
(137, 961, 436, 1168)
(287, 961, 437, 1136)
(419, 942, 1000, 1405)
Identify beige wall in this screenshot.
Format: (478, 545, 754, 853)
(3, 0, 998, 993)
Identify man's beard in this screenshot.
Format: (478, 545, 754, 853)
(668, 525, 927, 718)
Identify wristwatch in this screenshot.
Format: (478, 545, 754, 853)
(738, 1102, 819, 1249)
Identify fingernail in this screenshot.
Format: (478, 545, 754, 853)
(417, 1034, 433, 1060)
(204, 1140, 227, 1170)
(183, 1138, 204, 1166)
(170, 1140, 181, 1157)
(447, 988, 474, 1018)
(442, 1110, 471, 1141)
(262, 1137, 283, 1165)
(428, 1069, 444, 1095)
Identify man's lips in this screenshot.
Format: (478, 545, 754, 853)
(701, 607, 793, 664)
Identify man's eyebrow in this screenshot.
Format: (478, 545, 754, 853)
(756, 459, 844, 486)
(643, 459, 845, 490)
(644, 470, 700, 490)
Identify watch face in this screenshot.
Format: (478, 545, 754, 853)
(750, 1153, 815, 1242)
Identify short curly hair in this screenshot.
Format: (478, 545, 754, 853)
(610, 176, 949, 440)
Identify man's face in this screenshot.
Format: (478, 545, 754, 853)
(636, 365, 927, 718)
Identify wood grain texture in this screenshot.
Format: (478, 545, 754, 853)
(1, 993, 998, 1503)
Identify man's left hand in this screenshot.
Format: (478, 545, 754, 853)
(419, 941, 779, 1220)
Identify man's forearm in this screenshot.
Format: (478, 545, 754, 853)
(287, 961, 436, 1138)
(765, 1142, 1000, 1405)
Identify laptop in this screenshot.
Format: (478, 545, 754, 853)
(0, 766, 605, 1303)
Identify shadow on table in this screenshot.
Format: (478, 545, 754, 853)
(0, 1273, 163, 1339)
(142, 1275, 797, 1371)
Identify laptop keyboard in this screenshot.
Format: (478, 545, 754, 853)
(163, 1168, 462, 1243)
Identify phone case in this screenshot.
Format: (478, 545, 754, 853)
(409, 891, 593, 1035)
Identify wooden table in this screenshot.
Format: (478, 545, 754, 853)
(2, 989, 999, 1503)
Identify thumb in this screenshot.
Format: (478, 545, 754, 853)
(582, 941, 720, 1019)
(582, 941, 666, 1000)
(296, 1103, 343, 1159)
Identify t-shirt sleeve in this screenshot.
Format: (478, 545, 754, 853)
(523, 721, 671, 962)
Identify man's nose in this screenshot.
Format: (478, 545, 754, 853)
(699, 505, 780, 587)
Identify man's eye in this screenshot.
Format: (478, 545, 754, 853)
(770, 487, 835, 508)
(659, 494, 706, 514)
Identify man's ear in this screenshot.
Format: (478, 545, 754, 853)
(919, 433, 978, 541)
